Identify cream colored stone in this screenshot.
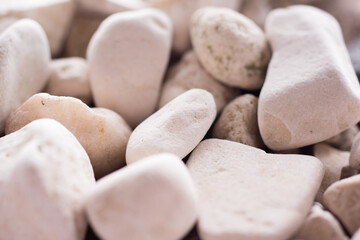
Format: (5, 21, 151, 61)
(126, 89, 216, 164)
(187, 139, 324, 240)
(314, 143, 356, 203)
(5, 93, 131, 178)
(0, 19, 50, 135)
(324, 174, 360, 235)
(211, 94, 264, 149)
(86, 153, 198, 240)
(258, 5, 360, 150)
(350, 132, 360, 170)
(324, 125, 359, 151)
(0, 0, 75, 56)
(87, 9, 172, 128)
(190, 6, 270, 90)
(293, 203, 348, 240)
(44, 57, 92, 105)
(159, 50, 239, 113)
(0, 119, 95, 240)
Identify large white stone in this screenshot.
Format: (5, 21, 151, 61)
(0, 119, 95, 240)
(258, 5, 360, 150)
(87, 9, 172, 128)
(190, 6, 270, 90)
(126, 89, 216, 164)
(0, 19, 50, 135)
(6, 93, 132, 178)
(86, 153, 198, 240)
(0, 0, 75, 56)
(187, 139, 324, 240)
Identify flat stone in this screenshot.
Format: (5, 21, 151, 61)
(159, 50, 239, 113)
(314, 143, 356, 203)
(0, 119, 95, 240)
(190, 6, 270, 90)
(211, 94, 265, 149)
(126, 89, 216, 164)
(87, 9, 172, 128)
(350, 131, 360, 170)
(293, 203, 348, 240)
(86, 153, 198, 240)
(44, 57, 92, 105)
(324, 174, 360, 235)
(258, 5, 360, 150)
(5, 93, 131, 178)
(0, 19, 50, 135)
(324, 125, 359, 151)
(187, 139, 324, 240)
(0, 0, 75, 56)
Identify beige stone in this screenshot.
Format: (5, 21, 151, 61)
(87, 9, 172, 128)
(190, 6, 270, 90)
(0, 0, 75, 56)
(350, 132, 360, 170)
(0, 119, 95, 240)
(187, 139, 324, 240)
(5, 93, 131, 178)
(293, 203, 348, 240)
(44, 57, 92, 105)
(159, 50, 239, 113)
(0, 19, 50, 135)
(211, 94, 264, 149)
(126, 89, 216, 164)
(86, 153, 198, 240)
(258, 5, 360, 150)
(74, 0, 141, 17)
(324, 174, 360, 235)
(314, 143, 356, 203)
(324, 125, 359, 151)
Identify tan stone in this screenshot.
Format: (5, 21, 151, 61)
(187, 139, 324, 240)
(126, 89, 216, 164)
(0, 119, 95, 240)
(211, 94, 264, 149)
(86, 153, 198, 240)
(259, 5, 360, 150)
(190, 6, 270, 90)
(5, 93, 131, 178)
(159, 50, 239, 113)
(350, 132, 360, 170)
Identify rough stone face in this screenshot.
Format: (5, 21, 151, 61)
(0, 119, 95, 240)
(5, 93, 131, 178)
(0, 0, 75, 56)
(44, 57, 92, 105)
(350, 132, 360, 170)
(258, 5, 360, 150)
(187, 139, 324, 240)
(324, 174, 360, 235)
(293, 203, 348, 240)
(324, 125, 359, 151)
(0, 19, 50, 135)
(190, 6, 270, 90)
(211, 94, 264, 149)
(86, 153, 198, 240)
(87, 9, 172, 128)
(159, 50, 239, 113)
(126, 89, 216, 164)
(314, 143, 356, 203)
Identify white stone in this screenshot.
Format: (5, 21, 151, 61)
(211, 94, 264, 149)
(324, 125, 359, 151)
(0, 0, 75, 56)
(258, 5, 360, 150)
(190, 6, 270, 90)
(0, 119, 95, 240)
(324, 174, 360, 235)
(0, 19, 50, 134)
(159, 50, 239, 113)
(126, 89, 216, 164)
(353, 228, 360, 240)
(86, 153, 198, 240)
(44, 57, 92, 105)
(350, 131, 360, 170)
(187, 139, 324, 240)
(293, 203, 348, 240)
(87, 9, 172, 128)
(314, 143, 356, 203)
(5, 93, 132, 178)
